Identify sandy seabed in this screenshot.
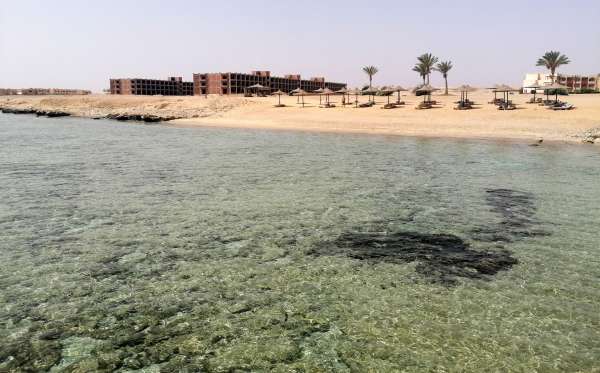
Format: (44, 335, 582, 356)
(1, 92, 599, 144)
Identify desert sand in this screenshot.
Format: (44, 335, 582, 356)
(1, 92, 599, 143)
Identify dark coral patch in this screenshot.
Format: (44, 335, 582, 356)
(310, 231, 517, 285)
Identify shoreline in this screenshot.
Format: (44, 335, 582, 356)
(1, 93, 599, 145)
(169, 117, 586, 146)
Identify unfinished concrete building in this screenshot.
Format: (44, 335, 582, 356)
(1, 88, 91, 95)
(193, 71, 346, 95)
(109, 77, 193, 96)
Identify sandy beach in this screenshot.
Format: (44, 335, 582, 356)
(2, 92, 599, 143)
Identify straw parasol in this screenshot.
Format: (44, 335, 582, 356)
(271, 89, 286, 106)
(524, 83, 542, 102)
(362, 86, 379, 102)
(247, 83, 267, 97)
(347, 88, 361, 107)
(540, 82, 568, 103)
(335, 87, 349, 104)
(290, 88, 307, 107)
(393, 85, 408, 104)
(290, 87, 304, 104)
(456, 85, 477, 103)
(379, 86, 396, 105)
(491, 84, 518, 104)
(321, 87, 334, 104)
(415, 84, 439, 103)
(314, 87, 325, 104)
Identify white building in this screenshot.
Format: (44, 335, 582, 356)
(523, 72, 599, 93)
(522, 73, 553, 93)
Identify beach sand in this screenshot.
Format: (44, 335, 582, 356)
(2, 92, 599, 143)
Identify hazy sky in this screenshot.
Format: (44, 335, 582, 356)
(1, 0, 599, 92)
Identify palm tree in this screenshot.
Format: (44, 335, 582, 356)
(412, 64, 428, 85)
(362, 66, 379, 89)
(537, 51, 570, 83)
(416, 53, 439, 84)
(435, 61, 453, 95)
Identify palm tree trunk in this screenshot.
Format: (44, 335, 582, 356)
(369, 76, 372, 89)
(444, 76, 448, 95)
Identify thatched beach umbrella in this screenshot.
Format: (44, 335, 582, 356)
(347, 88, 361, 107)
(321, 88, 334, 104)
(362, 86, 379, 102)
(314, 87, 325, 104)
(492, 84, 518, 104)
(271, 89, 286, 107)
(416, 84, 439, 103)
(524, 83, 541, 102)
(378, 86, 395, 104)
(393, 86, 408, 104)
(291, 87, 303, 104)
(291, 88, 307, 107)
(335, 87, 349, 104)
(248, 83, 266, 96)
(540, 82, 568, 103)
(456, 85, 477, 103)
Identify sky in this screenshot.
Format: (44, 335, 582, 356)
(1, 0, 599, 92)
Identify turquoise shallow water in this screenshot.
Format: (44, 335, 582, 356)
(0, 114, 599, 372)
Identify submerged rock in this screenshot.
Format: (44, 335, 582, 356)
(45, 111, 71, 118)
(311, 188, 548, 285)
(310, 230, 517, 285)
(0, 107, 70, 117)
(1, 107, 37, 115)
(471, 188, 549, 243)
(105, 113, 180, 122)
(36, 110, 71, 118)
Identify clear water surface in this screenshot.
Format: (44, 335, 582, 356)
(0, 114, 599, 372)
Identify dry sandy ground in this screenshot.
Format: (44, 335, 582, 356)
(2, 92, 599, 143)
(175, 91, 600, 144)
(0, 94, 252, 119)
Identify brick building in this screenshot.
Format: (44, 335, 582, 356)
(556, 74, 598, 92)
(109, 77, 193, 96)
(193, 71, 346, 95)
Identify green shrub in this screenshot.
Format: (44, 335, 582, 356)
(572, 88, 599, 94)
(543, 89, 569, 96)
